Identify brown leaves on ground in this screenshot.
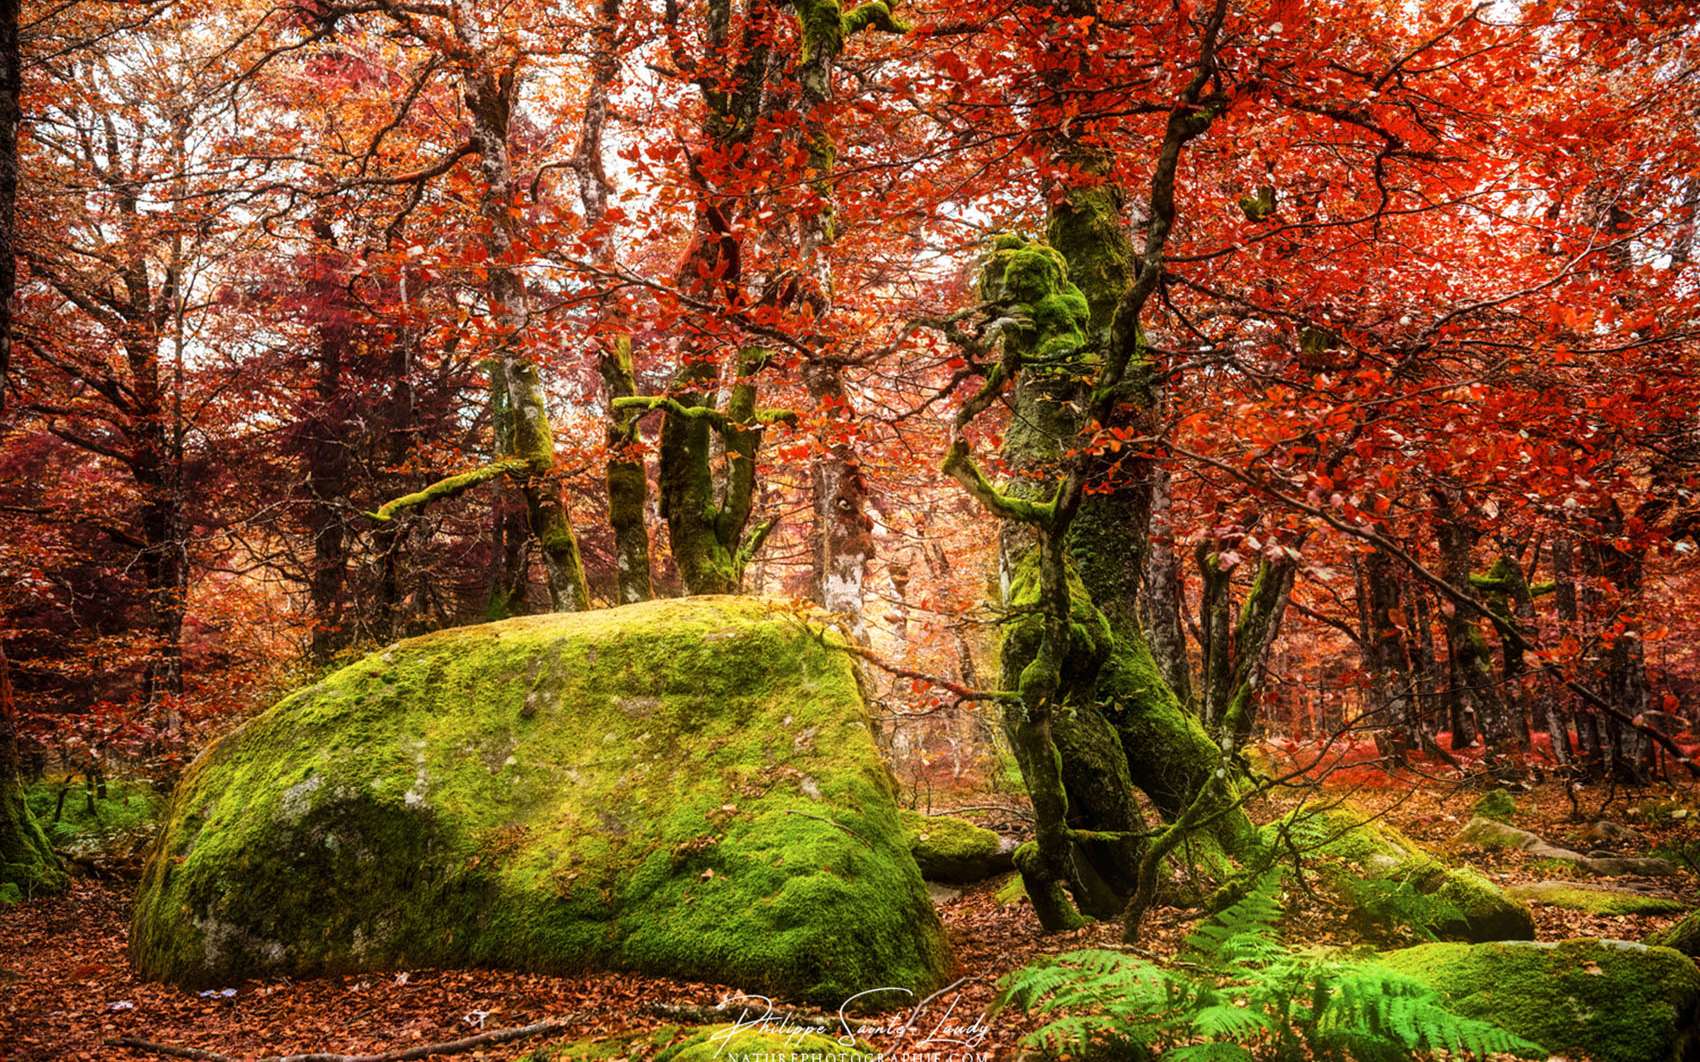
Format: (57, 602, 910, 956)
(2, 777, 1693, 1060)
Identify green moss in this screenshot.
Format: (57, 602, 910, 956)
(25, 777, 163, 859)
(2, 781, 66, 898)
(1263, 805, 1533, 943)
(529, 1023, 874, 1061)
(1649, 909, 1700, 956)
(1045, 181, 1133, 336)
(1381, 938, 1700, 1062)
(527, 1023, 875, 1061)
(978, 236, 1091, 396)
(1472, 789, 1517, 823)
(1508, 882, 1686, 916)
(900, 811, 1011, 884)
(994, 871, 1027, 906)
(132, 597, 951, 1002)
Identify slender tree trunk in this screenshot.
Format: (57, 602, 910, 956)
(484, 365, 531, 618)
(1435, 502, 1509, 749)
(373, 337, 419, 638)
(1549, 535, 1582, 768)
(461, 29, 589, 612)
(1479, 554, 1534, 750)
(1360, 548, 1419, 753)
(304, 220, 354, 660)
(599, 339, 652, 604)
(0, 0, 15, 412)
(577, 0, 651, 606)
(806, 361, 874, 628)
(1409, 582, 1441, 734)
(130, 328, 187, 712)
(789, 2, 883, 629)
(1141, 461, 1192, 704)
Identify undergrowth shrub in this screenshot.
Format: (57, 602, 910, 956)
(995, 871, 1543, 1060)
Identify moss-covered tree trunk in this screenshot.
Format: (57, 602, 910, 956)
(621, 2, 781, 596)
(598, 339, 653, 604)
(484, 368, 533, 619)
(1434, 495, 1506, 750)
(648, 349, 776, 595)
(944, 0, 1258, 932)
(1474, 552, 1537, 751)
(0, 6, 59, 893)
(578, 0, 652, 606)
(0, 640, 63, 899)
(465, 60, 589, 611)
(1359, 547, 1421, 754)
(1141, 463, 1193, 705)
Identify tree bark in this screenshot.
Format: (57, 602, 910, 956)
(0, 0, 15, 412)
(1141, 461, 1192, 704)
(1434, 495, 1510, 750)
(460, 19, 588, 612)
(303, 220, 355, 660)
(787, 1, 895, 629)
(599, 339, 653, 604)
(577, 0, 652, 606)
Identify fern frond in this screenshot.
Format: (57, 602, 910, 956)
(1165, 1042, 1258, 1062)
(1190, 1002, 1273, 1040)
(1185, 869, 1285, 971)
(998, 878, 1544, 1062)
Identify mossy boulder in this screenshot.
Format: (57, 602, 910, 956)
(1508, 880, 1686, 916)
(1380, 939, 1700, 1062)
(1263, 805, 1533, 942)
(131, 596, 952, 1002)
(1472, 788, 1517, 823)
(900, 810, 1014, 883)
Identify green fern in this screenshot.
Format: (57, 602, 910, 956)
(995, 869, 1546, 1060)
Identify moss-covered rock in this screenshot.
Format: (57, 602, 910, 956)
(993, 871, 1027, 906)
(1, 782, 65, 900)
(526, 1022, 876, 1061)
(1472, 789, 1516, 823)
(1508, 881, 1686, 916)
(900, 811, 1014, 884)
(132, 597, 951, 1002)
(1380, 938, 1700, 1062)
(1263, 805, 1533, 942)
(1648, 909, 1700, 957)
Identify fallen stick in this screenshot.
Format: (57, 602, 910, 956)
(108, 1017, 578, 1062)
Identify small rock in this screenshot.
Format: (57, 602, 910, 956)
(1581, 820, 1646, 847)
(925, 881, 962, 904)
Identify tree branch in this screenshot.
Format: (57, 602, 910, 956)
(365, 457, 528, 522)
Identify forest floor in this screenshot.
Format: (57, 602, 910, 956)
(2, 771, 1695, 1061)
